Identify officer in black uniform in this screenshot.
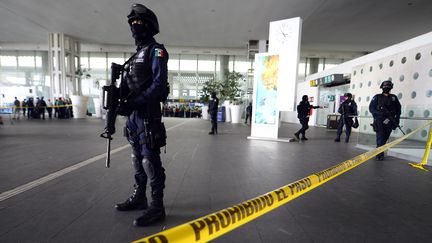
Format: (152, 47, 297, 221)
(369, 80, 401, 160)
(208, 91, 219, 134)
(335, 93, 358, 143)
(294, 95, 321, 140)
(114, 3, 169, 227)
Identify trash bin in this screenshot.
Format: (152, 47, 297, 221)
(217, 106, 226, 122)
(327, 114, 340, 129)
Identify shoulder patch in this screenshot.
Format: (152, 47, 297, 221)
(154, 48, 165, 58)
(137, 50, 146, 58)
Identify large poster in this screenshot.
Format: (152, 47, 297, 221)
(254, 55, 279, 125)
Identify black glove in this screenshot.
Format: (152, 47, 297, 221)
(392, 118, 400, 130)
(117, 101, 132, 116)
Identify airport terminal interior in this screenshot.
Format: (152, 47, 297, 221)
(1, 1, 432, 242)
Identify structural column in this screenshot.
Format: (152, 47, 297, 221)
(218, 55, 229, 81)
(308, 58, 319, 76)
(48, 33, 81, 98)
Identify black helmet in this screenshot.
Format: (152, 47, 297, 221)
(127, 3, 159, 36)
(380, 80, 393, 89)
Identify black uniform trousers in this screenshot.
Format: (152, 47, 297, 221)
(210, 112, 217, 133)
(375, 120, 393, 148)
(298, 117, 309, 136)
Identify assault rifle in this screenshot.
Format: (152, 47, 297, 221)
(380, 105, 405, 135)
(100, 63, 123, 168)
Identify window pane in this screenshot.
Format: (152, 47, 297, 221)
(168, 59, 179, 71)
(1, 56, 17, 67)
(234, 57, 251, 74)
(18, 56, 34, 67)
(173, 89, 179, 98)
(198, 55, 215, 72)
(179, 54, 197, 72)
(35, 56, 42, 67)
(107, 53, 125, 67)
(80, 55, 89, 69)
(89, 53, 107, 69)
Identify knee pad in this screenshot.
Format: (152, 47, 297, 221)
(142, 157, 155, 179)
(132, 153, 144, 173)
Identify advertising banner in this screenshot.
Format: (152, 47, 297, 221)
(251, 54, 280, 138)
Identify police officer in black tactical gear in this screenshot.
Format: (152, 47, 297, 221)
(115, 3, 169, 227)
(369, 80, 401, 160)
(294, 95, 321, 140)
(335, 93, 358, 143)
(208, 91, 219, 135)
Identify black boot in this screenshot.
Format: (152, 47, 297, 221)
(375, 152, 384, 161)
(133, 200, 165, 226)
(115, 185, 148, 211)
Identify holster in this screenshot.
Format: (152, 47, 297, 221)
(124, 118, 167, 150)
(370, 120, 378, 132)
(142, 119, 167, 150)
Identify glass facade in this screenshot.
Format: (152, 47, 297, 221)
(0, 50, 49, 104)
(1, 49, 341, 105)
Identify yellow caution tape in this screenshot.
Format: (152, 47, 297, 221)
(409, 126, 432, 171)
(133, 121, 432, 243)
(0, 105, 74, 109)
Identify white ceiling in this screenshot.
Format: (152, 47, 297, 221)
(0, 0, 431, 52)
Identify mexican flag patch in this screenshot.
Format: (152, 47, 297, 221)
(154, 48, 165, 58)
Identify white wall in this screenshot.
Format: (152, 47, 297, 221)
(305, 31, 432, 141)
(351, 43, 432, 141)
(306, 31, 432, 82)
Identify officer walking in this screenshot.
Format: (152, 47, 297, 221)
(245, 102, 252, 124)
(115, 3, 169, 227)
(13, 97, 21, 119)
(369, 80, 401, 160)
(294, 95, 321, 140)
(335, 93, 358, 143)
(208, 91, 219, 134)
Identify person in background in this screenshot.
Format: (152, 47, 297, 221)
(37, 97, 47, 120)
(245, 102, 252, 125)
(27, 97, 34, 119)
(13, 97, 21, 119)
(22, 99, 27, 117)
(57, 98, 65, 119)
(294, 95, 322, 141)
(335, 93, 358, 143)
(46, 98, 53, 119)
(369, 80, 401, 160)
(54, 98, 59, 118)
(208, 91, 219, 135)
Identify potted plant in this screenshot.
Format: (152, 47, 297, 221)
(71, 65, 92, 118)
(220, 72, 245, 123)
(200, 79, 222, 120)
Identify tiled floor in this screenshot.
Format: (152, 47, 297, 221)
(0, 117, 431, 242)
